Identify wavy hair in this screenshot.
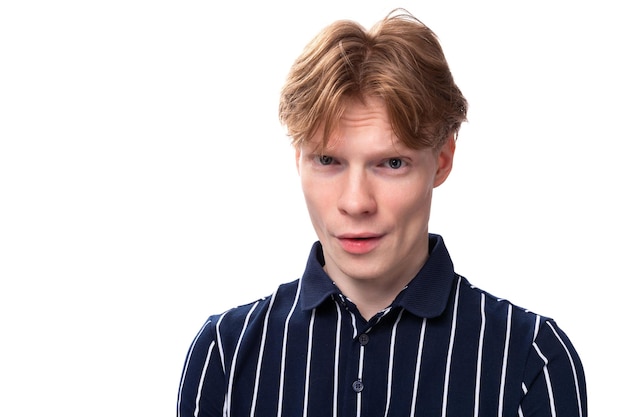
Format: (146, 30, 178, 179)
(279, 9, 468, 150)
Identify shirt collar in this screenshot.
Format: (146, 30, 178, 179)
(300, 234, 456, 319)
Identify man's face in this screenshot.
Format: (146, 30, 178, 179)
(296, 97, 455, 287)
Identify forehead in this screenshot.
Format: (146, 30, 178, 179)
(340, 96, 389, 124)
(307, 96, 400, 151)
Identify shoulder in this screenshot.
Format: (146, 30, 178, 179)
(456, 275, 584, 355)
(456, 275, 550, 337)
(455, 277, 586, 413)
(201, 278, 303, 339)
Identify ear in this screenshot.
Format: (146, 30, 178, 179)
(433, 135, 456, 188)
(295, 146, 302, 175)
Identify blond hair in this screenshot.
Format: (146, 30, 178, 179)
(279, 10, 468, 150)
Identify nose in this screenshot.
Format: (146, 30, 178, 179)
(337, 169, 377, 216)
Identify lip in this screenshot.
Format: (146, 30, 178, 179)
(336, 234, 383, 255)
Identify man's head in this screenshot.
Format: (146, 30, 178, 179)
(279, 9, 467, 153)
(281, 10, 467, 298)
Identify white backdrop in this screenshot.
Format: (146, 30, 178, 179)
(1, 1, 623, 415)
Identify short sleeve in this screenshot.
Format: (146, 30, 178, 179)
(176, 316, 226, 417)
(520, 319, 587, 417)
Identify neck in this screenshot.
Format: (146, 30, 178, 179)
(329, 256, 428, 321)
(322, 235, 431, 321)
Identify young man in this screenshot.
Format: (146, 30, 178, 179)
(177, 10, 587, 417)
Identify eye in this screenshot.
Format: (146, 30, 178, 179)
(386, 158, 404, 169)
(317, 155, 334, 165)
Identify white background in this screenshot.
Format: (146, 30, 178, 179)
(1, 1, 624, 415)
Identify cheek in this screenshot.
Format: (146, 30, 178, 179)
(301, 188, 335, 240)
(382, 180, 433, 218)
(301, 177, 330, 216)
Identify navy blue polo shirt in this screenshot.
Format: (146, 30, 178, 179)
(177, 234, 586, 417)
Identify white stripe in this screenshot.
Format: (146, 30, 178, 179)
(215, 314, 229, 417)
(375, 307, 392, 324)
(473, 293, 486, 417)
(518, 382, 529, 417)
(383, 310, 404, 417)
(547, 321, 584, 417)
(277, 279, 302, 417)
(177, 318, 214, 417)
(215, 312, 228, 373)
(250, 291, 278, 417)
(350, 310, 358, 338)
(441, 277, 462, 417)
(302, 308, 316, 417)
(356, 341, 365, 417)
(409, 318, 428, 417)
(348, 303, 361, 416)
(498, 304, 513, 417)
(224, 301, 260, 417)
(533, 314, 541, 340)
(193, 341, 215, 417)
(517, 316, 539, 417)
(533, 342, 557, 417)
(333, 301, 342, 417)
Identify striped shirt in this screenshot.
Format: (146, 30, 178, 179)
(177, 234, 587, 417)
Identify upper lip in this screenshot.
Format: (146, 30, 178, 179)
(336, 233, 382, 239)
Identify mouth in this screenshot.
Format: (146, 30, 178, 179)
(336, 234, 383, 254)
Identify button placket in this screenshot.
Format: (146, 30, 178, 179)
(352, 379, 364, 393)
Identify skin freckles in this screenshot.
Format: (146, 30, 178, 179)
(296, 96, 455, 320)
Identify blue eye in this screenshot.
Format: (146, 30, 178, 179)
(318, 155, 334, 165)
(387, 158, 403, 169)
